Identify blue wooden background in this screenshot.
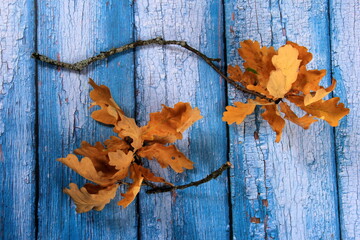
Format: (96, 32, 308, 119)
(0, 0, 359, 239)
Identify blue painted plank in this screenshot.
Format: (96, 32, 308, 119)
(36, 1, 137, 239)
(224, 1, 340, 239)
(134, 1, 230, 239)
(0, 1, 36, 239)
(330, 1, 360, 239)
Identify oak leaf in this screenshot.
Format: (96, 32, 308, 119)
(63, 183, 118, 213)
(58, 154, 116, 186)
(238, 40, 276, 87)
(279, 102, 317, 129)
(138, 143, 193, 173)
(287, 95, 350, 127)
(261, 105, 285, 142)
(118, 164, 171, 208)
(118, 164, 144, 208)
(142, 102, 203, 144)
(222, 102, 256, 125)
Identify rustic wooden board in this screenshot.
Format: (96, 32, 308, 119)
(36, 1, 137, 239)
(134, 1, 230, 239)
(0, 0, 36, 239)
(2, 0, 360, 239)
(224, 1, 340, 239)
(330, 1, 360, 239)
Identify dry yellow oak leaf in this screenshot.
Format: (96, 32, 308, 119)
(138, 143, 194, 173)
(261, 105, 285, 142)
(118, 164, 171, 208)
(142, 102, 203, 144)
(224, 40, 349, 142)
(63, 183, 118, 213)
(222, 102, 256, 125)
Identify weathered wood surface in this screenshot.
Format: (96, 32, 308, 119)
(330, 1, 360, 239)
(134, 1, 229, 239)
(224, 1, 340, 239)
(36, 1, 137, 239)
(0, 1, 36, 239)
(0, 0, 359, 239)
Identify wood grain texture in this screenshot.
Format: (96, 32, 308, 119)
(36, 1, 137, 239)
(224, 1, 340, 239)
(0, 1, 36, 239)
(134, 1, 229, 239)
(330, 1, 360, 239)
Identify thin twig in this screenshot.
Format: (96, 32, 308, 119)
(32, 37, 275, 102)
(146, 162, 232, 194)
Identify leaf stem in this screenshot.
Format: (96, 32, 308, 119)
(32, 37, 274, 102)
(145, 162, 232, 194)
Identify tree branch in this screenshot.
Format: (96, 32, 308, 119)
(32, 37, 275, 102)
(146, 162, 232, 194)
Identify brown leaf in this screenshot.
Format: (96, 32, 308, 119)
(104, 136, 130, 153)
(74, 141, 110, 173)
(288, 95, 350, 127)
(228, 65, 257, 86)
(118, 164, 144, 208)
(261, 105, 286, 142)
(142, 102, 202, 144)
(64, 183, 118, 213)
(267, 45, 302, 98)
(291, 66, 326, 94)
(89, 79, 123, 125)
(286, 41, 313, 66)
(114, 113, 143, 150)
(222, 102, 256, 125)
(138, 143, 193, 173)
(58, 154, 115, 186)
(136, 164, 173, 185)
(304, 79, 336, 106)
(108, 150, 134, 180)
(238, 40, 277, 87)
(279, 102, 317, 129)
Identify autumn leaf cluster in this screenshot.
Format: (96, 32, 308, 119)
(223, 41, 349, 142)
(58, 79, 202, 213)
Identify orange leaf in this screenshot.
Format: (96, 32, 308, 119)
(138, 143, 193, 173)
(228, 65, 257, 86)
(238, 40, 276, 87)
(286, 41, 313, 66)
(118, 164, 144, 208)
(288, 95, 350, 127)
(291, 66, 326, 94)
(89, 79, 123, 125)
(74, 141, 111, 173)
(103, 136, 130, 153)
(279, 102, 317, 129)
(64, 183, 118, 213)
(261, 105, 285, 142)
(114, 113, 143, 150)
(136, 164, 173, 186)
(222, 102, 256, 124)
(108, 150, 134, 180)
(304, 79, 336, 106)
(58, 154, 116, 186)
(142, 102, 202, 144)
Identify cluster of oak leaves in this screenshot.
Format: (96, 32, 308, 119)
(59, 41, 349, 213)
